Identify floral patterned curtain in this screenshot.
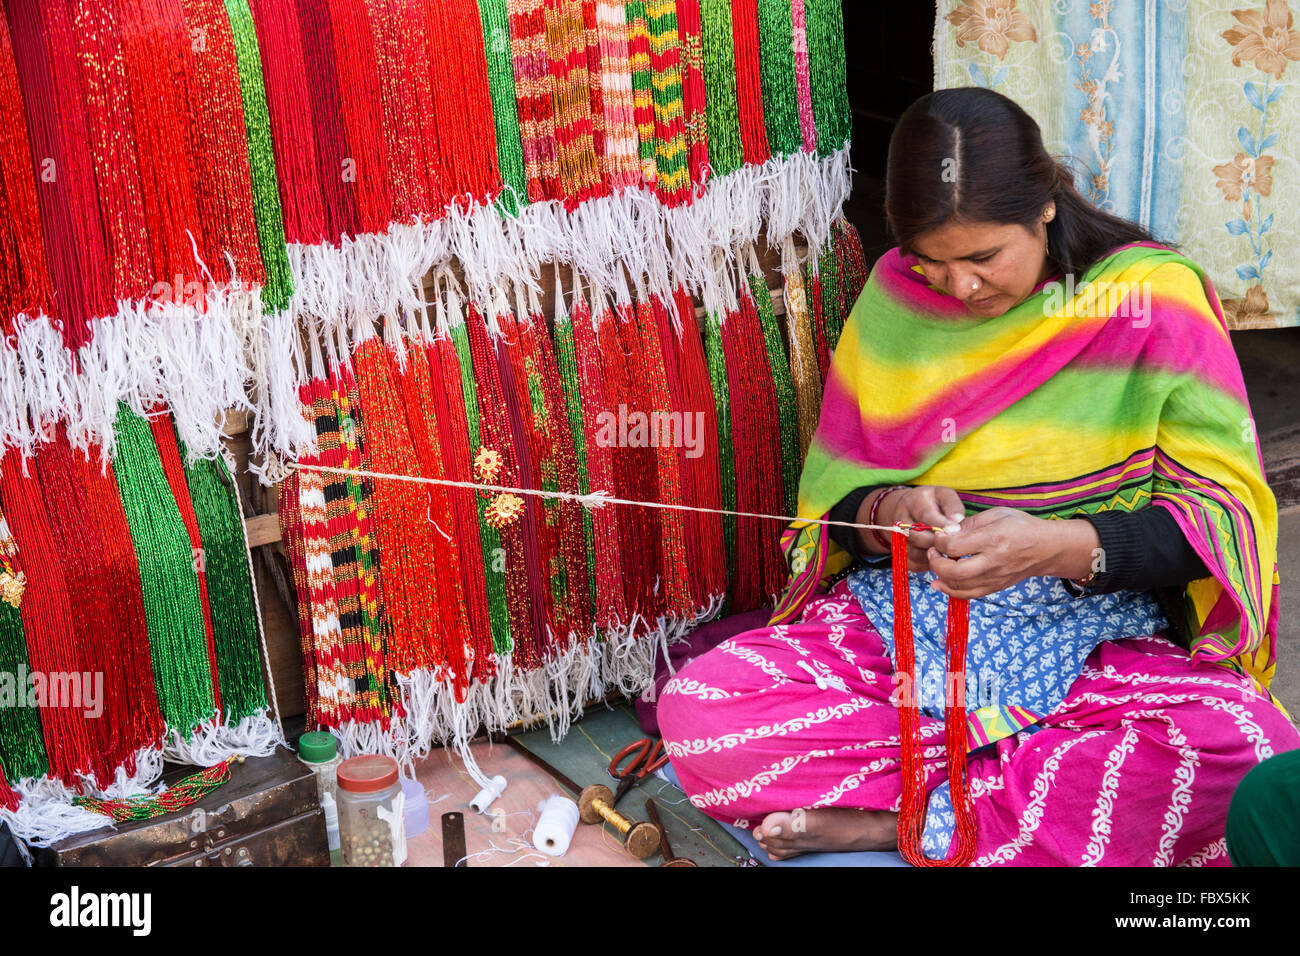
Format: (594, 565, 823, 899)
(934, 0, 1300, 329)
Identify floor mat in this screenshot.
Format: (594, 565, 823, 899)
(399, 704, 753, 867)
(514, 703, 754, 867)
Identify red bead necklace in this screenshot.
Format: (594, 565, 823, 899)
(889, 528, 976, 867)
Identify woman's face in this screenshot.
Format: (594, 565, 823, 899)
(909, 219, 1054, 317)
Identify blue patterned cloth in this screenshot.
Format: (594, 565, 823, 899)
(847, 567, 1167, 727)
(846, 566, 1169, 861)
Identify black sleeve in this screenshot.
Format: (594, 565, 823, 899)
(1067, 507, 1209, 594)
(828, 485, 888, 564)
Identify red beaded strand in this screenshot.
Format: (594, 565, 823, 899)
(0, 447, 96, 785)
(0, 11, 52, 328)
(675, 0, 711, 186)
(641, 292, 693, 618)
(70, 0, 153, 303)
(116, 0, 206, 309)
(392, 336, 472, 698)
(73, 444, 165, 768)
(735, 288, 787, 599)
(322, 0, 392, 236)
(466, 303, 544, 668)
(605, 294, 661, 618)
(34, 434, 132, 783)
(671, 283, 726, 604)
(729, 0, 771, 166)
(246, 0, 327, 243)
(8, 0, 112, 346)
(717, 304, 761, 610)
(180, 0, 264, 287)
(497, 306, 563, 642)
(292, 0, 360, 243)
(520, 293, 593, 642)
(352, 336, 443, 675)
(571, 286, 628, 630)
(426, 335, 496, 673)
(890, 529, 976, 867)
(425, 0, 502, 211)
(276, 468, 319, 728)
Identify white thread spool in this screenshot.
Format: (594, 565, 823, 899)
(532, 795, 580, 857)
(469, 775, 508, 813)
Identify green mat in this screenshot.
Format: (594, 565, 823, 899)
(515, 704, 756, 867)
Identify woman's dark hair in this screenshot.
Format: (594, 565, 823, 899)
(885, 87, 1155, 278)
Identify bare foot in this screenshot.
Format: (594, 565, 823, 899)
(753, 807, 898, 861)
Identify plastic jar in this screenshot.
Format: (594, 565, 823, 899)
(337, 755, 407, 867)
(298, 732, 342, 852)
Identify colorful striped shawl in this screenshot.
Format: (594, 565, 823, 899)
(770, 242, 1280, 690)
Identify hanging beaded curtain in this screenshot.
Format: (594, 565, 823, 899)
(0, 0, 865, 803)
(0, 409, 273, 847)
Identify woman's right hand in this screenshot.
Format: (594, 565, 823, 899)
(872, 485, 967, 572)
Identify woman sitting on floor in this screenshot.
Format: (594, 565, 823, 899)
(657, 87, 1300, 866)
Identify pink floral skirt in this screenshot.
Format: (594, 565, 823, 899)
(657, 580, 1300, 866)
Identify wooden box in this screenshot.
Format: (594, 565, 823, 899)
(34, 747, 329, 867)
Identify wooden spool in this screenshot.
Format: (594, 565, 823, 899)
(578, 784, 660, 860)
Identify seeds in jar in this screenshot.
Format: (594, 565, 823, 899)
(343, 810, 398, 866)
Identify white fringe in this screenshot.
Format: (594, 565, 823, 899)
(0, 706, 284, 851)
(160, 709, 284, 766)
(320, 605, 706, 777)
(0, 777, 115, 850)
(0, 743, 167, 849)
(0, 148, 853, 466)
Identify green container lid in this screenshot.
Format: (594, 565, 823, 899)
(298, 731, 339, 764)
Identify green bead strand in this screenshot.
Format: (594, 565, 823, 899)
(451, 323, 512, 655)
(702, 308, 737, 613)
(112, 405, 217, 733)
(700, 0, 743, 175)
(748, 272, 800, 516)
(224, 0, 294, 310)
(550, 313, 598, 620)
(478, 0, 529, 216)
(756, 0, 801, 157)
(183, 451, 267, 724)
(0, 601, 48, 781)
(804, 0, 851, 154)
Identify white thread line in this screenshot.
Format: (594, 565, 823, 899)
(291, 462, 914, 535)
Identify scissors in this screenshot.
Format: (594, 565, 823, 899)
(608, 737, 669, 806)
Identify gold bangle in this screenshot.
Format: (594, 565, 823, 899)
(1072, 568, 1098, 588)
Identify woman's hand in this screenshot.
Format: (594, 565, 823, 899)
(871, 485, 967, 572)
(926, 508, 1101, 599)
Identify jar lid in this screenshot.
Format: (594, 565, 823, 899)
(337, 755, 399, 793)
(297, 731, 338, 764)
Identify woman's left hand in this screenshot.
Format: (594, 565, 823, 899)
(924, 507, 1099, 599)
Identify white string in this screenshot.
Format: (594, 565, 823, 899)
(230, 463, 286, 742)
(292, 462, 916, 536)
